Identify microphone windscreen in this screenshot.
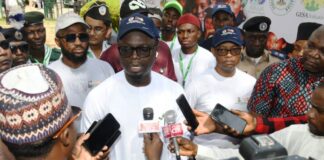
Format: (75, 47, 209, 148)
(143, 107, 154, 120)
(164, 110, 177, 124)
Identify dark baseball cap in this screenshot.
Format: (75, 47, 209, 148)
(118, 13, 159, 40)
(212, 26, 243, 47)
(120, 0, 148, 19)
(211, 4, 234, 18)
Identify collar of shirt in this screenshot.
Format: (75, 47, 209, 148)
(242, 49, 271, 65)
(88, 41, 111, 58)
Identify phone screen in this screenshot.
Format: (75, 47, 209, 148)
(212, 104, 247, 134)
(83, 113, 120, 155)
(176, 94, 199, 131)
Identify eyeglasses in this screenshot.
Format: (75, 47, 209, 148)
(118, 46, 155, 58)
(0, 40, 9, 50)
(58, 33, 89, 43)
(215, 47, 241, 56)
(10, 43, 29, 53)
(52, 106, 81, 139)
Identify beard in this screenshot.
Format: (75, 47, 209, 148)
(61, 46, 88, 64)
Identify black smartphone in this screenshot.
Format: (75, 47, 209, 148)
(83, 113, 121, 155)
(105, 130, 121, 147)
(211, 104, 247, 134)
(86, 121, 98, 134)
(176, 94, 199, 131)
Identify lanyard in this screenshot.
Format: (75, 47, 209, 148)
(161, 33, 176, 51)
(169, 35, 176, 51)
(179, 47, 198, 87)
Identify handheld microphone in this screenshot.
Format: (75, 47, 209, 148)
(138, 107, 160, 134)
(163, 110, 183, 160)
(143, 107, 154, 120)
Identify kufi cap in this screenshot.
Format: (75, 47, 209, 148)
(0, 64, 81, 145)
(176, 13, 200, 29)
(296, 22, 322, 41)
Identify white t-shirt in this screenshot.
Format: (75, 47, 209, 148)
(164, 36, 181, 55)
(172, 46, 216, 88)
(196, 124, 324, 160)
(48, 58, 114, 132)
(185, 68, 256, 148)
(80, 71, 186, 160)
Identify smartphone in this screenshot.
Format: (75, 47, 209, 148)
(86, 121, 98, 134)
(176, 94, 199, 131)
(83, 113, 121, 155)
(211, 104, 247, 134)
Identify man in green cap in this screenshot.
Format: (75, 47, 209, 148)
(22, 11, 61, 66)
(161, 0, 183, 53)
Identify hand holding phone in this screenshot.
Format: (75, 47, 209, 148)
(176, 94, 199, 131)
(210, 104, 247, 134)
(83, 113, 121, 155)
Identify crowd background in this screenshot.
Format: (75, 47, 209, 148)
(1, 0, 324, 50)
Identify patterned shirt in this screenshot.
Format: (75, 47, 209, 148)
(248, 58, 324, 134)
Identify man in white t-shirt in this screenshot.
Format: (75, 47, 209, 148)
(185, 26, 256, 148)
(172, 13, 216, 88)
(48, 12, 114, 131)
(80, 13, 186, 160)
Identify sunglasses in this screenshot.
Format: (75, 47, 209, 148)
(58, 33, 89, 43)
(10, 44, 29, 53)
(0, 40, 9, 50)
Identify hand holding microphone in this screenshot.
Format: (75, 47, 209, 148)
(140, 108, 163, 160)
(139, 108, 160, 135)
(163, 110, 183, 160)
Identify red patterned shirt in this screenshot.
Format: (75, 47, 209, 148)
(248, 58, 324, 134)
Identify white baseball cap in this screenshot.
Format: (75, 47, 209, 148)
(55, 11, 89, 34)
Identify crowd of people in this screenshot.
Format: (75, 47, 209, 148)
(0, 0, 323, 159)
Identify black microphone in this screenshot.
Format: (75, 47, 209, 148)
(164, 110, 182, 160)
(143, 107, 154, 120)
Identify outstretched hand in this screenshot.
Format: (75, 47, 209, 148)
(186, 109, 218, 135)
(222, 110, 256, 137)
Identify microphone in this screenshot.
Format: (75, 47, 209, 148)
(143, 107, 154, 120)
(138, 107, 160, 134)
(163, 110, 183, 160)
